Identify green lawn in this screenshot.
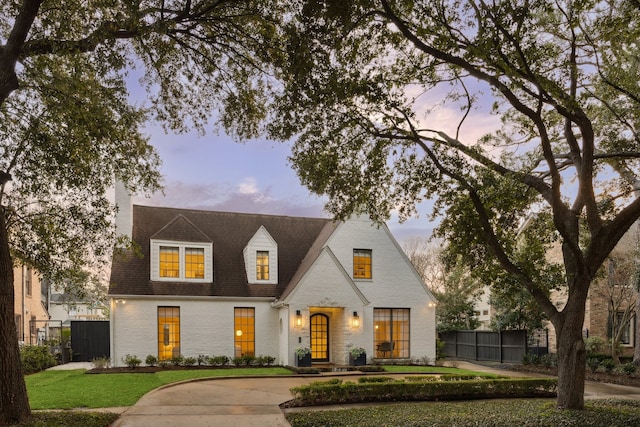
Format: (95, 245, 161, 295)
(381, 365, 501, 376)
(26, 367, 291, 409)
(26, 365, 487, 410)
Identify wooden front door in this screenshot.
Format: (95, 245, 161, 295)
(310, 313, 329, 362)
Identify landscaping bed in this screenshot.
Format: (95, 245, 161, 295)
(511, 364, 640, 388)
(283, 375, 558, 408)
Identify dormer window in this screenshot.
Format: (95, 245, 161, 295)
(243, 226, 278, 284)
(256, 251, 269, 280)
(160, 246, 179, 278)
(185, 248, 205, 279)
(152, 240, 212, 282)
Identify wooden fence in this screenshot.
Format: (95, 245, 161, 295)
(439, 329, 548, 363)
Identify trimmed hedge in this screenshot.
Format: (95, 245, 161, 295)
(290, 377, 557, 406)
(21, 345, 57, 374)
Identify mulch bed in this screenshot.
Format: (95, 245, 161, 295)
(86, 365, 243, 374)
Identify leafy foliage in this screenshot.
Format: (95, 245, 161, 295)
(19, 346, 57, 374)
(1, 2, 286, 421)
(270, 0, 640, 409)
(433, 258, 482, 332)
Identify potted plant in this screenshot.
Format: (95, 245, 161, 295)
(295, 347, 312, 367)
(349, 346, 366, 366)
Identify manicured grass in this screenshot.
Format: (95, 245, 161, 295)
(285, 398, 640, 427)
(382, 365, 501, 377)
(26, 367, 291, 410)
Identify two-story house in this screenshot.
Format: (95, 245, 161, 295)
(108, 193, 437, 367)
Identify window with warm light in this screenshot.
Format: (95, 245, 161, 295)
(158, 306, 180, 361)
(256, 251, 269, 280)
(353, 249, 372, 279)
(185, 247, 205, 279)
(373, 308, 410, 358)
(152, 240, 212, 282)
(160, 246, 180, 278)
(234, 307, 255, 357)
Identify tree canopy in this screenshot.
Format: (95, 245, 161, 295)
(0, 1, 283, 423)
(271, 0, 640, 409)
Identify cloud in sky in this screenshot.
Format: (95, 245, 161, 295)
(134, 178, 328, 219)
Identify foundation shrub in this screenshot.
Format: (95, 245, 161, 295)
(122, 354, 141, 369)
(183, 357, 197, 367)
(145, 355, 158, 367)
(207, 355, 230, 366)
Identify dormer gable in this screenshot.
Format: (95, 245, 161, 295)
(150, 215, 213, 283)
(151, 214, 212, 242)
(243, 225, 278, 284)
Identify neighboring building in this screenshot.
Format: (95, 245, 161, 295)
(13, 263, 49, 345)
(473, 226, 638, 356)
(47, 287, 108, 324)
(108, 199, 437, 367)
(474, 286, 492, 330)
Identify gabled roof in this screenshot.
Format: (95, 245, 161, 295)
(151, 214, 212, 243)
(109, 205, 332, 298)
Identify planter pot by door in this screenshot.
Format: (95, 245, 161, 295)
(350, 353, 366, 366)
(297, 353, 312, 367)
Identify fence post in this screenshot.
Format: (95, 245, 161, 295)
(474, 330, 478, 361)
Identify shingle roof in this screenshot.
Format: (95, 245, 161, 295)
(108, 205, 335, 298)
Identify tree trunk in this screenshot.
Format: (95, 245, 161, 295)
(0, 206, 31, 424)
(634, 290, 640, 366)
(554, 304, 587, 409)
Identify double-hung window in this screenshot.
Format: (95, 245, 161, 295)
(353, 249, 372, 279)
(256, 251, 269, 280)
(152, 240, 212, 282)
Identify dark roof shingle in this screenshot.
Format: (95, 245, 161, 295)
(109, 205, 333, 298)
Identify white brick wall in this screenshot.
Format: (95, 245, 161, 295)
(111, 215, 436, 367)
(110, 297, 278, 367)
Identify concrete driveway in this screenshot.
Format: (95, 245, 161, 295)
(96, 362, 640, 426)
(110, 376, 311, 427)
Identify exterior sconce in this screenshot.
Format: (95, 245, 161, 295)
(351, 311, 360, 328)
(115, 299, 126, 304)
(295, 310, 302, 328)
(428, 302, 436, 308)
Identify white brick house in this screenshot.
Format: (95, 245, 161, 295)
(108, 197, 436, 367)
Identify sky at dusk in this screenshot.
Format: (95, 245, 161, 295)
(132, 126, 439, 244)
(129, 80, 502, 245)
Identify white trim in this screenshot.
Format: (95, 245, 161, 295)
(243, 226, 278, 284)
(150, 239, 213, 282)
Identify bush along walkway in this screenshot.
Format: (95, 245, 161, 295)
(285, 375, 558, 407)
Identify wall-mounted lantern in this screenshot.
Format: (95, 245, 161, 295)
(351, 311, 360, 328)
(295, 310, 302, 328)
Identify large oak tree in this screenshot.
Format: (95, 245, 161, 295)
(0, 0, 282, 423)
(271, 0, 640, 409)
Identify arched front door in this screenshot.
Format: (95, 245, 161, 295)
(310, 313, 329, 362)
